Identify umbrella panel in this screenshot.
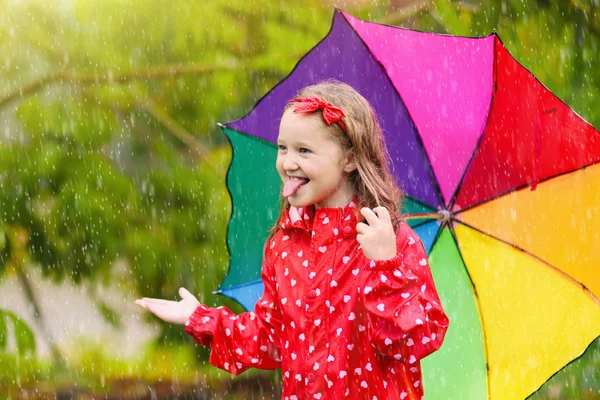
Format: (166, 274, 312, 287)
(455, 224, 600, 400)
(459, 162, 600, 298)
(403, 197, 438, 228)
(342, 11, 495, 206)
(413, 221, 440, 254)
(219, 128, 279, 293)
(422, 228, 487, 400)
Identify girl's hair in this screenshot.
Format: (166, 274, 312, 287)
(268, 79, 404, 242)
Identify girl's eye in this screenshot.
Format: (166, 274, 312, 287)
(278, 145, 287, 151)
(299, 148, 311, 154)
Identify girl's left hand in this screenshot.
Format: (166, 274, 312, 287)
(135, 287, 200, 325)
(356, 207, 397, 261)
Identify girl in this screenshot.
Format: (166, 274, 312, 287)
(136, 81, 449, 400)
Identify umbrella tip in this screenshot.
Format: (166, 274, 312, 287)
(217, 122, 226, 128)
(438, 209, 452, 223)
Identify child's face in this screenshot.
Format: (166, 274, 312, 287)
(276, 109, 356, 209)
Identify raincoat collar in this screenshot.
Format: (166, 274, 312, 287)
(280, 196, 360, 237)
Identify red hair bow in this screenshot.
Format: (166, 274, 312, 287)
(288, 96, 348, 133)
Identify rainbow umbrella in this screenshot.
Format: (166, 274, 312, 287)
(216, 9, 600, 400)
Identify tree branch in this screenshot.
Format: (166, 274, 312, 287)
(140, 97, 210, 158)
(8, 226, 65, 368)
(0, 62, 238, 110)
(570, 0, 600, 39)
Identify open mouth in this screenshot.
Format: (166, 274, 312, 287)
(283, 176, 310, 198)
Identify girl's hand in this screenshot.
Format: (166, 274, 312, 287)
(356, 207, 397, 261)
(135, 287, 200, 325)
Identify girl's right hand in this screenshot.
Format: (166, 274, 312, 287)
(135, 287, 201, 325)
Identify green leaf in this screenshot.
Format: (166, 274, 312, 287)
(5, 312, 36, 356)
(12, 319, 36, 356)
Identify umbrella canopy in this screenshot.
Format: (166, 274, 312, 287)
(216, 9, 600, 400)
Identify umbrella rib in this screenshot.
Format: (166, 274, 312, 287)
(446, 222, 491, 400)
(453, 158, 600, 215)
(215, 279, 263, 295)
(404, 213, 439, 220)
(403, 195, 438, 213)
(453, 219, 600, 306)
(447, 34, 499, 212)
(339, 10, 445, 209)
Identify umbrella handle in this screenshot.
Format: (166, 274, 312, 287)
(404, 210, 451, 223)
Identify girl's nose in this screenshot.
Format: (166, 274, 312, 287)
(282, 153, 299, 171)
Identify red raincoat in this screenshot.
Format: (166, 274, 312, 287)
(185, 198, 449, 400)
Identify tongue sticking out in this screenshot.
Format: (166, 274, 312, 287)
(283, 178, 308, 198)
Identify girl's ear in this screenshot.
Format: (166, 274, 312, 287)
(343, 150, 357, 173)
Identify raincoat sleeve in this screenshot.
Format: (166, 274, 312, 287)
(184, 246, 283, 375)
(363, 223, 449, 364)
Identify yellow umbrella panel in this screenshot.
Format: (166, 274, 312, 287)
(456, 162, 600, 400)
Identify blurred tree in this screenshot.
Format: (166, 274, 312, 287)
(0, 0, 333, 364)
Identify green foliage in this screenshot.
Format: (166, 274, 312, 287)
(0, 339, 279, 398)
(0, 310, 36, 356)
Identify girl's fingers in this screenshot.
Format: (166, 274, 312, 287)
(372, 206, 391, 225)
(135, 299, 163, 314)
(137, 300, 155, 313)
(136, 296, 185, 325)
(356, 222, 369, 234)
(355, 232, 364, 246)
(360, 207, 380, 226)
(145, 303, 165, 318)
(179, 287, 193, 299)
(140, 297, 173, 305)
(134, 299, 147, 308)
(146, 302, 173, 319)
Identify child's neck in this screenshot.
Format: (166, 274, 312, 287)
(314, 191, 356, 210)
